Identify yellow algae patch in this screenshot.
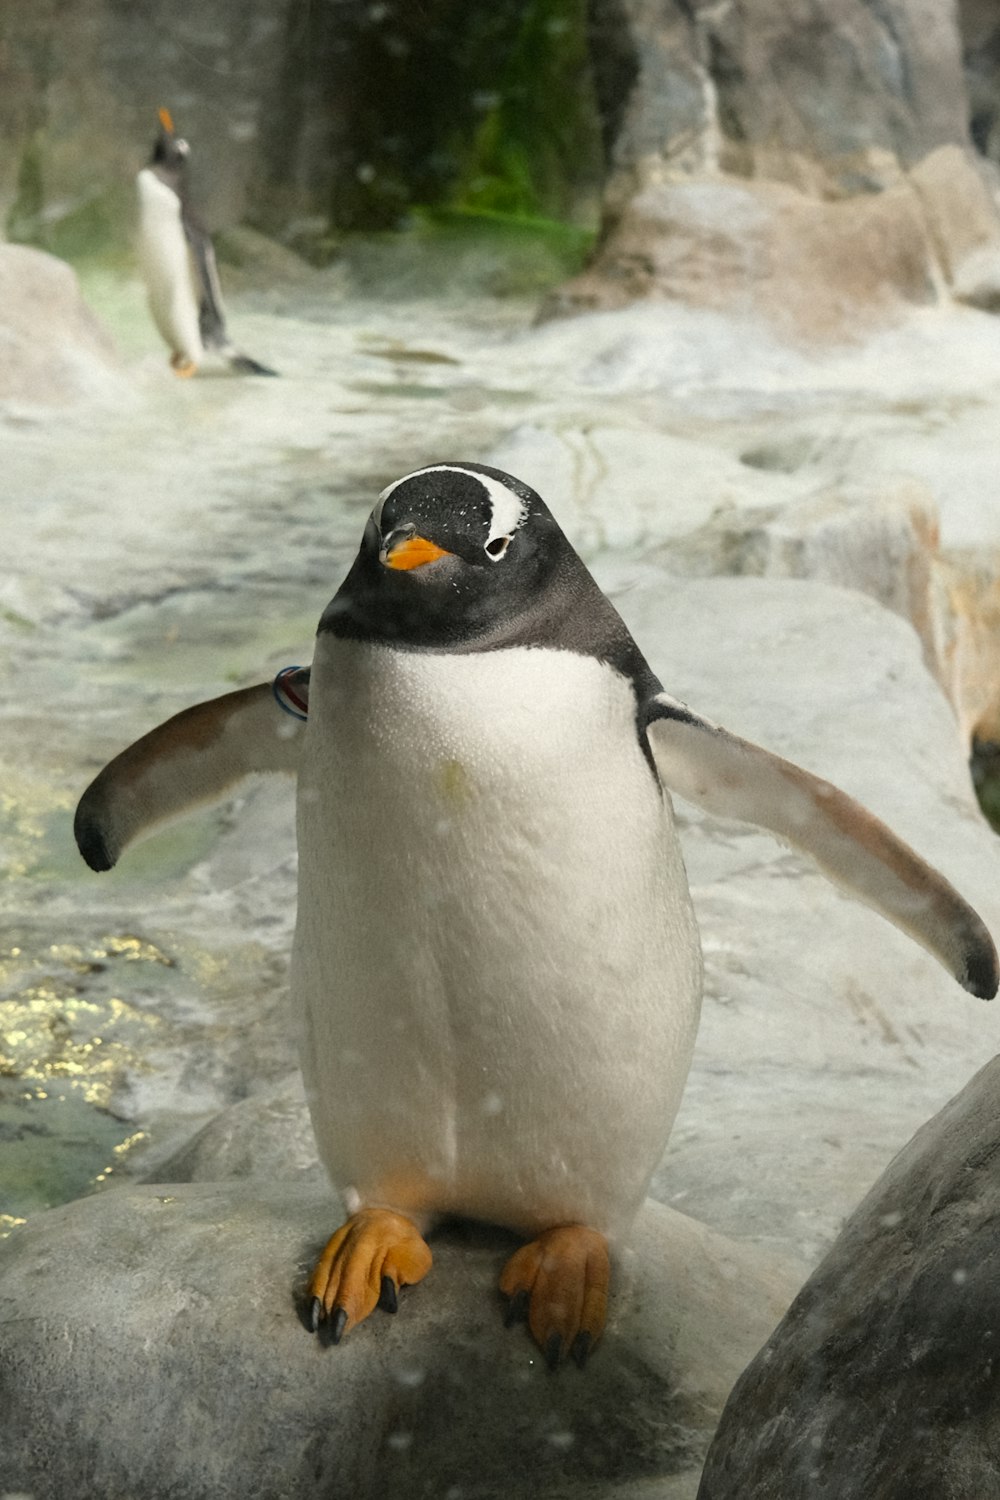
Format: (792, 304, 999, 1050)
(0, 985, 161, 1108)
(439, 757, 474, 806)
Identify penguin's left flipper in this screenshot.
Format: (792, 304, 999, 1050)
(645, 693, 999, 1000)
(307, 1208, 433, 1342)
(184, 209, 278, 377)
(74, 673, 309, 873)
(499, 1225, 610, 1369)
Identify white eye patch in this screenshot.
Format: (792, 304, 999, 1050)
(373, 464, 527, 548)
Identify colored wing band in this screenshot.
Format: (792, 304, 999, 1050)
(273, 666, 310, 720)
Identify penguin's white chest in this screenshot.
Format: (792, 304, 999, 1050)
(293, 638, 703, 1238)
(136, 168, 202, 362)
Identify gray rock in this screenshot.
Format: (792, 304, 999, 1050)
(697, 1054, 1000, 1500)
(0, 1183, 800, 1500)
(0, 244, 124, 407)
(961, 0, 1000, 166)
(591, 0, 970, 205)
(150, 1073, 323, 1186)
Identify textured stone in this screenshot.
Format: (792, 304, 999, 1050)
(0, 0, 289, 245)
(592, 0, 970, 206)
(547, 174, 940, 340)
(0, 1183, 799, 1500)
(960, 0, 1000, 165)
(910, 144, 1000, 311)
(697, 1055, 1000, 1500)
(151, 1073, 322, 1186)
(0, 243, 123, 406)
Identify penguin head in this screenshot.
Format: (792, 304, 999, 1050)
(320, 463, 578, 649)
(150, 107, 190, 182)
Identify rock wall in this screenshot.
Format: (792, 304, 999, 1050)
(591, 0, 971, 212)
(3, 0, 1000, 251)
(0, 0, 287, 250)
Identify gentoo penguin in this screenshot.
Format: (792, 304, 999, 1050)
(136, 108, 276, 378)
(74, 462, 998, 1367)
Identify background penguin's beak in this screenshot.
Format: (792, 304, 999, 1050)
(381, 534, 452, 570)
(157, 106, 175, 135)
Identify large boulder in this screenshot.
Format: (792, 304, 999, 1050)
(0, 1182, 799, 1500)
(548, 146, 1000, 339)
(697, 1054, 1000, 1499)
(0, 243, 123, 406)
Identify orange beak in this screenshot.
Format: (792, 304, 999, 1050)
(382, 535, 452, 571)
(158, 107, 175, 134)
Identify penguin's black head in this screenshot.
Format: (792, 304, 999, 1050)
(319, 463, 658, 689)
(320, 463, 591, 651)
(150, 106, 190, 181)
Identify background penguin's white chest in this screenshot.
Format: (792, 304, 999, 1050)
(293, 637, 703, 1238)
(136, 168, 202, 361)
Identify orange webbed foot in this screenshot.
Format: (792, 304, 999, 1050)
(169, 353, 198, 378)
(499, 1224, 610, 1369)
(307, 1207, 432, 1343)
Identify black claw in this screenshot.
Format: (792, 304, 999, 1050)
(571, 1331, 592, 1369)
(309, 1297, 323, 1333)
(503, 1288, 530, 1328)
(545, 1332, 563, 1370)
(378, 1275, 398, 1314)
(330, 1306, 348, 1345)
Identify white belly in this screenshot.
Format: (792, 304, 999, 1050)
(293, 638, 703, 1239)
(136, 168, 203, 362)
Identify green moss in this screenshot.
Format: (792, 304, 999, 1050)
(319, 0, 602, 235)
(5, 134, 46, 245)
(971, 739, 1000, 835)
(447, 0, 602, 224)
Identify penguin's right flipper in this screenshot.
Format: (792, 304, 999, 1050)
(183, 208, 278, 376)
(75, 671, 309, 872)
(645, 692, 999, 1000)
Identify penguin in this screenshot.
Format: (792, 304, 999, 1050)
(74, 463, 998, 1368)
(136, 108, 276, 378)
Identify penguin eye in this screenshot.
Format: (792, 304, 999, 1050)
(485, 535, 512, 561)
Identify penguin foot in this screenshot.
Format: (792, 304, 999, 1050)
(499, 1224, 609, 1369)
(307, 1207, 432, 1342)
(169, 353, 198, 378)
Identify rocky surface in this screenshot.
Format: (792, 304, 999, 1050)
(592, 0, 972, 204)
(0, 1182, 799, 1500)
(549, 146, 1000, 338)
(697, 1054, 1000, 1500)
(0, 243, 124, 406)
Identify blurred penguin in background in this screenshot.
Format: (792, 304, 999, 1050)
(136, 107, 276, 378)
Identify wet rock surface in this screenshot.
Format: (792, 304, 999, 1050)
(697, 1054, 1000, 1500)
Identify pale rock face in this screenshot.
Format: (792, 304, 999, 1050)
(548, 147, 1000, 344)
(0, 244, 124, 407)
